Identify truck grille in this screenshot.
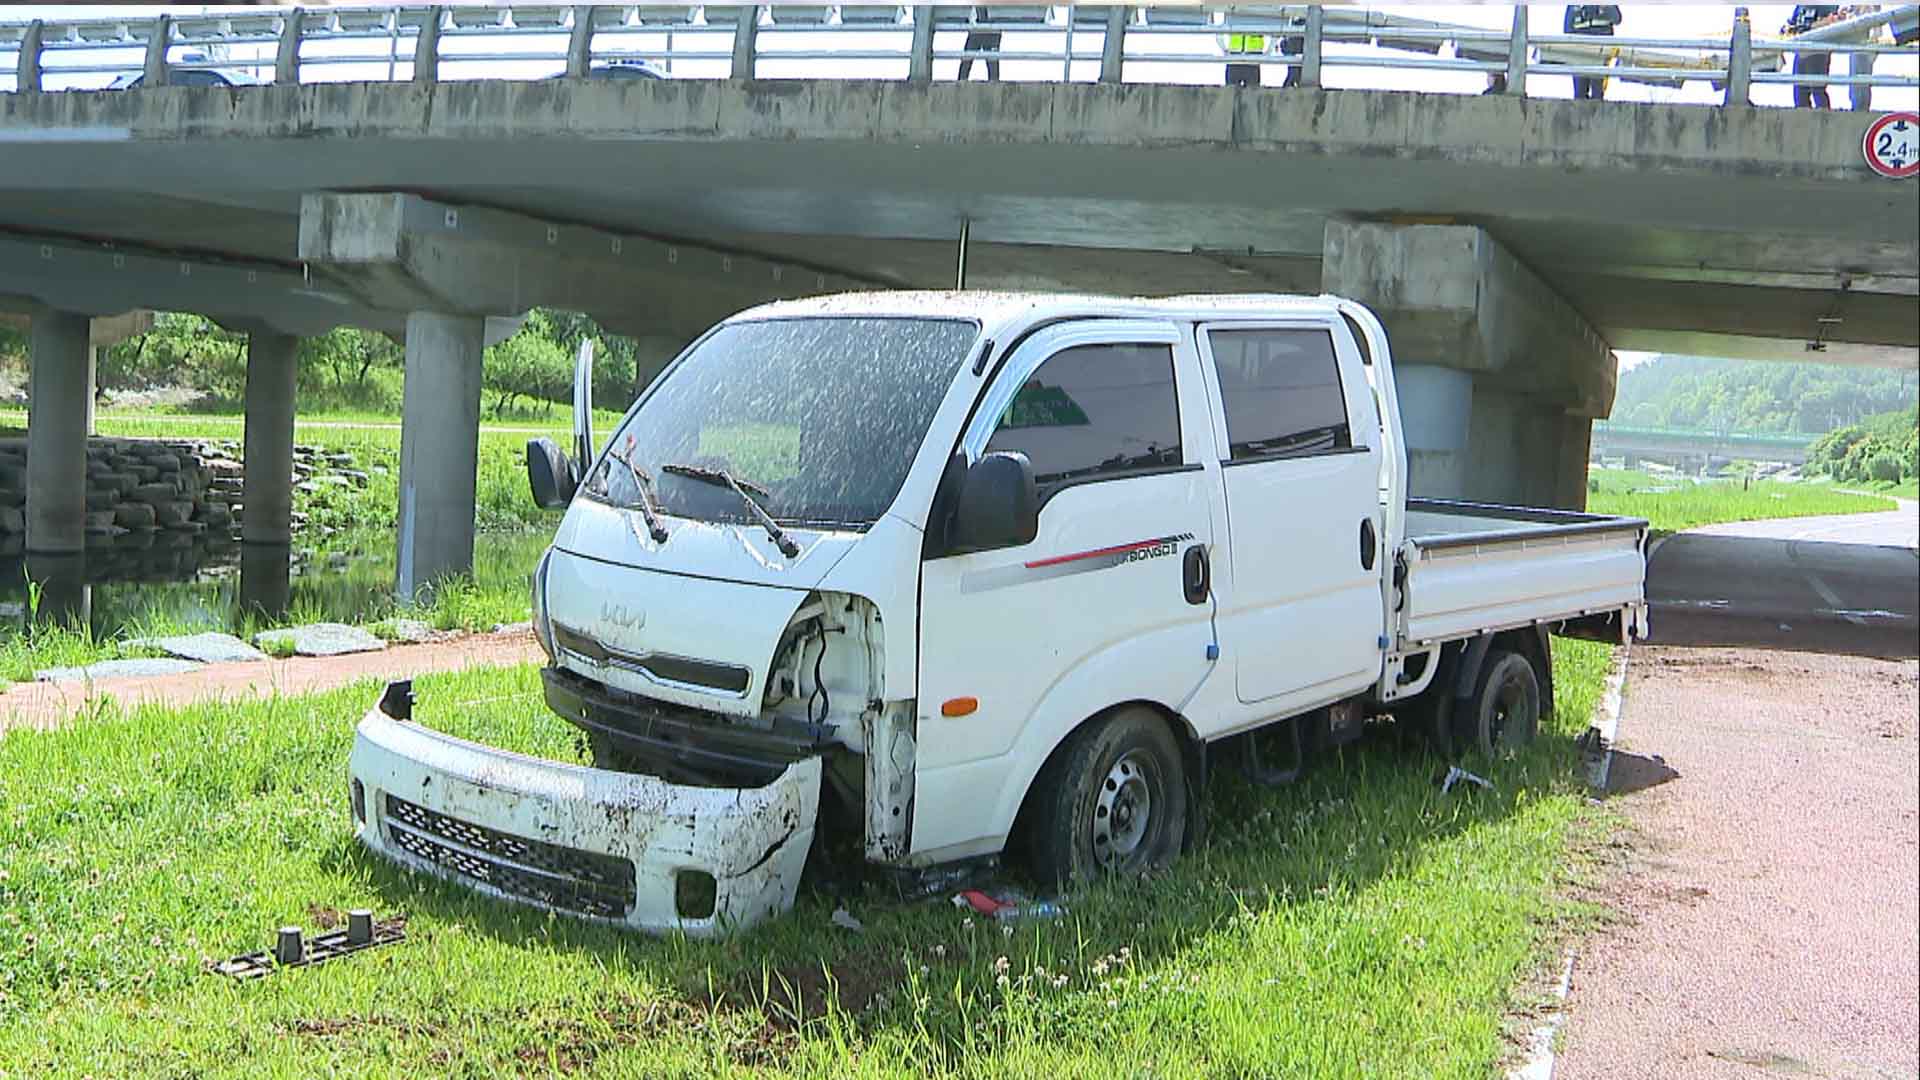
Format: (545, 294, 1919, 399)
(552, 624, 751, 695)
(382, 794, 635, 919)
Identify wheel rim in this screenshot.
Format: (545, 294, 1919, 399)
(1092, 750, 1155, 870)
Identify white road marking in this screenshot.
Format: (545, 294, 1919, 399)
(1510, 951, 1578, 1080)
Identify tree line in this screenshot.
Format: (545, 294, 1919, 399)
(1611, 354, 1916, 437)
(1, 310, 643, 419)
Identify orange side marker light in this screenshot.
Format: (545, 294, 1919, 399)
(941, 696, 978, 718)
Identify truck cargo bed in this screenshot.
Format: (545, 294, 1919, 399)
(1397, 498, 1648, 647)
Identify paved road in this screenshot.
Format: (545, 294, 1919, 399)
(1646, 500, 1919, 660)
(1685, 497, 1918, 548)
(1557, 646, 1920, 1080)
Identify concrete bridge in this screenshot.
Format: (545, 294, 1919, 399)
(1592, 425, 1816, 469)
(2, 5, 1916, 594)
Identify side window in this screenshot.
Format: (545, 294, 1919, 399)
(1207, 328, 1352, 462)
(984, 342, 1182, 498)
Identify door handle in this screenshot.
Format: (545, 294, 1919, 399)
(1182, 544, 1210, 605)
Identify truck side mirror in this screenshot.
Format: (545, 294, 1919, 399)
(526, 437, 579, 510)
(949, 451, 1039, 553)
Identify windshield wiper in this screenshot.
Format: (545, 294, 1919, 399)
(662, 463, 800, 558)
(606, 441, 670, 543)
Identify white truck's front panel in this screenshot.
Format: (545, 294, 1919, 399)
(543, 543, 810, 719)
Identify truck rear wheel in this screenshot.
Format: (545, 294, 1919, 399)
(1026, 707, 1188, 888)
(1458, 649, 1540, 757)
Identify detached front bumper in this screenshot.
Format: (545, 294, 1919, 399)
(349, 682, 820, 938)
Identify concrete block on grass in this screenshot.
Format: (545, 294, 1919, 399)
(253, 623, 388, 658)
(128, 632, 268, 664)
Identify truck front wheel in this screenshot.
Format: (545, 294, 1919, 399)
(1458, 649, 1540, 757)
(1026, 707, 1188, 888)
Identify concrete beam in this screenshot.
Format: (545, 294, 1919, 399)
(1323, 221, 1615, 418)
(1563, 276, 1920, 364)
(242, 330, 299, 546)
(1607, 329, 1920, 370)
(0, 231, 395, 339)
(1325, 222, 1615, 510)
(395, 311, 484, 598)
(0, 309, 154, 348)
(26, 308, 89, 553)
(297, 192, 889, 336)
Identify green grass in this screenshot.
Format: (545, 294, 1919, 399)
(0, 640, 1614, 1077)
(1855, 479, 1919, 501)
(1587, 468, 1896, 535)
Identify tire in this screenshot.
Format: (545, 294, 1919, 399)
(1456, 649, 1540, 757)
(1025, 707, 1189, 889)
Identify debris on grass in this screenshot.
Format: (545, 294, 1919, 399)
(211, 910, 405, 980)
(952, 889, 1066, 921)
(1440, 765, 1493, 794)
(830, 907, 864, 933)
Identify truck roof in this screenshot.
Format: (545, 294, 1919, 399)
(732, 291, 1355, 330)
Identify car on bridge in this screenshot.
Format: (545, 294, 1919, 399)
(106, 52, 258, 90)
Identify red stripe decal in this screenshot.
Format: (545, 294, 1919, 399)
(1024, 537, 1167, 570)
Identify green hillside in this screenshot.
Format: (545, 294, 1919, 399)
(1612, 354, 1915, 437)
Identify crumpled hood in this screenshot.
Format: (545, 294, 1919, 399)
(554, 496, 859, 591)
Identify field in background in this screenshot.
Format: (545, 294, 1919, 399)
(1586, 468, 1896, 535)
(0, 640, 1613, 1076)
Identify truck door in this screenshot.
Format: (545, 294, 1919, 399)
(1197, 323, 1385, 713)
(912, 320, 1222, 858)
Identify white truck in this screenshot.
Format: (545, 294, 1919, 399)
(349, 293, 1648, 936)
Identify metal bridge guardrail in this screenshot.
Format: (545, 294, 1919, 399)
(1594, 425, 1820, 451)
(2, 4, 1915, 105)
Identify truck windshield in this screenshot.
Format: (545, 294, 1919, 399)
(586, 316, 978, 530)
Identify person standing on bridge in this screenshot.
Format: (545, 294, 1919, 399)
(957, 6, 1002, 83)
(1279, 30, 1305, 88)
(1223, 27, 1267, 88)
(1784, 5, 1842, 108)
(1564, 5, 1622, 100)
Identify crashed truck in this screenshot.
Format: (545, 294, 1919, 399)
(349, 293, 1649, 936)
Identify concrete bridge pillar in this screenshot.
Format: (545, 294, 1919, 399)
(26, 309, 91, 553)
(1395, 363, 1474, 500)
(1323, 222, 1616, 510)
(396, 312, 485, 599)
(242, 330, 300, 546)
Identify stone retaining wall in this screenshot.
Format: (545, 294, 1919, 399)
(0, 437, 369, 543)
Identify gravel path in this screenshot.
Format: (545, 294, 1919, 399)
(0, 630, 544, 733)
(1556, 645, 1920, 1080)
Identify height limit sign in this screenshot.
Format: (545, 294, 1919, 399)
(1863, 112, 1919, 179)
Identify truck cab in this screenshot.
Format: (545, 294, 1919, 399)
(350, 293, 1647, 935)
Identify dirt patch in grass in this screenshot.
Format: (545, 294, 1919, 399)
(509, 997, 794, 1076)
(305, 904, 344, 930)
(739, 954, 900, 1025)
(282, 1014, 430, 1039)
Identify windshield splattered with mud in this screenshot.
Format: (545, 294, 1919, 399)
(585, 317, 978, 530)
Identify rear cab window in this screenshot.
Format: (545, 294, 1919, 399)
(1205, 328, 1353, 463)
